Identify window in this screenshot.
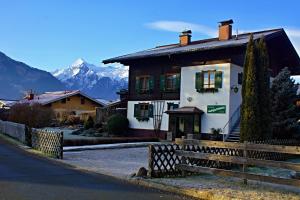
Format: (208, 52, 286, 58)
(140, 104, 149, 118)
(203, 71, 215, 89)
(195, 70, 222, 93)
(67, 97, 70, 101)
(194, 115, 200, 133)
(61, 99, 66, 104)
(135, 76, 154, 94)
(178, 117, 185, 133)
(81, 97, 85, 105)
(134, 103, 153, 121)
(160, 73, 180, 92)
(167, 102, 179, 110)
(166, 74, 178, 90)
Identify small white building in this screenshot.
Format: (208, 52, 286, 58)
(103, 20, 300, 141)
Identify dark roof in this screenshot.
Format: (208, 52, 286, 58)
(165, 106, 204, 115)
(103, 29, 283, 64)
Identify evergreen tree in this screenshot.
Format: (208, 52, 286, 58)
(270, 67, 299, 138)
(256, 37, 272, 139)
(241, 35, 261, 141)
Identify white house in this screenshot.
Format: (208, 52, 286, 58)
(103, 20, 300, 141)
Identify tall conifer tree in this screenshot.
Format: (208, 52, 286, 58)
(256, 37, 272, 139)
(241, 35, 260, 141)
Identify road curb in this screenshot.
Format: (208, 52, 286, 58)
(128, 178, 219, 200)
(63, 142, 161, 152)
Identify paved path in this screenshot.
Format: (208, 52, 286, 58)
(0, 139, 188, 200)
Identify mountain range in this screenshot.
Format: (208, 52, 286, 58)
(52, 58, 128, 100)
(0, 51, 128, 101)
(0, 52, 65, 100)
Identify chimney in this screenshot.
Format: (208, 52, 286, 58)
(28, 90, 34, 100)
(179, 30, 192, 46)
(218, 19, 233, 41)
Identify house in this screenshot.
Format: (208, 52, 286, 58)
(96, 89, 128, 124)
(18, 90, 105, 121)
(0, 99, 18, 109)
(103, 20, 300, 140)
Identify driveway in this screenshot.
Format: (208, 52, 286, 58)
(63, 147, 148, 178)
(0, 139, 189, 200)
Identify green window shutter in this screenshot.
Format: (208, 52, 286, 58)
(160, 75, 165, 91)
(175, 74, 181, 90)
(195, 72, 204, 91)
(149, 76, 154, 92)
(135, 77, 140, 93)
(215, 71, 223, 88)
(134, 104, 140, 118)
(149, 104, 153, 118)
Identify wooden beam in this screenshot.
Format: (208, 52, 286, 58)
(176, 164, 300, 187)
(176, 150, 300, 171)
(174, 139, 300, 155)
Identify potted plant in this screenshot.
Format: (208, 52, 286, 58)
(210, 128, 222, 141)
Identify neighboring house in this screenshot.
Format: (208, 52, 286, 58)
(0, 99, 17, 109)
(18, 90, 105, 121)
(103, 20, 300, 140)
(96, 89, 128, 124)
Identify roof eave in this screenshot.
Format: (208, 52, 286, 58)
(103, 43, 246, 64)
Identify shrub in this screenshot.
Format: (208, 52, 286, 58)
(9, 103, 54, 128)
(65, 115, 81, 125)
(84, 116, 94, 130)
(0, 108, 9, 121)
(107, 114, 129, 135)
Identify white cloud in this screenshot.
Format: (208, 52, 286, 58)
(145, 20, 217, 37)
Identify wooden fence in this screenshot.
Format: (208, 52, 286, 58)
(148, 139, 297, 178)
(148, 144, 181, 177)
(175, 139, 300, 187)
(31, 129, 63, 159)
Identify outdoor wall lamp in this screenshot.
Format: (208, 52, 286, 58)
(187, 97, 193, 102)
(231, 85, 239, 93)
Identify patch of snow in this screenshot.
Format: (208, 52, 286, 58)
(71, 58, 86, 67)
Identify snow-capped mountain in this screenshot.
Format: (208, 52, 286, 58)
(53, 58, 128, 100)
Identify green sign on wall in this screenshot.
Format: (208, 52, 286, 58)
(207, 105, 226, 114)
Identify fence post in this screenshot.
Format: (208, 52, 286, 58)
(148, 144, 153, 177)
(243, 141, 248, 184)
(60, 132, 63, 159)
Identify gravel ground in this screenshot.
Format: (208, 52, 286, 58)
(62, 147, 148, 178)
(149, 175, 300, 200)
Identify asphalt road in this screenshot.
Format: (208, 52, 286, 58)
(0, 139, 189, 200)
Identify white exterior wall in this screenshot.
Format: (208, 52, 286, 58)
(180, 63, 231, 134)
(229, 64, 243, 126)
(127, 100, 180, 131)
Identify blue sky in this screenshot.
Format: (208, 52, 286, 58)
(0, 0, 300, 72)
